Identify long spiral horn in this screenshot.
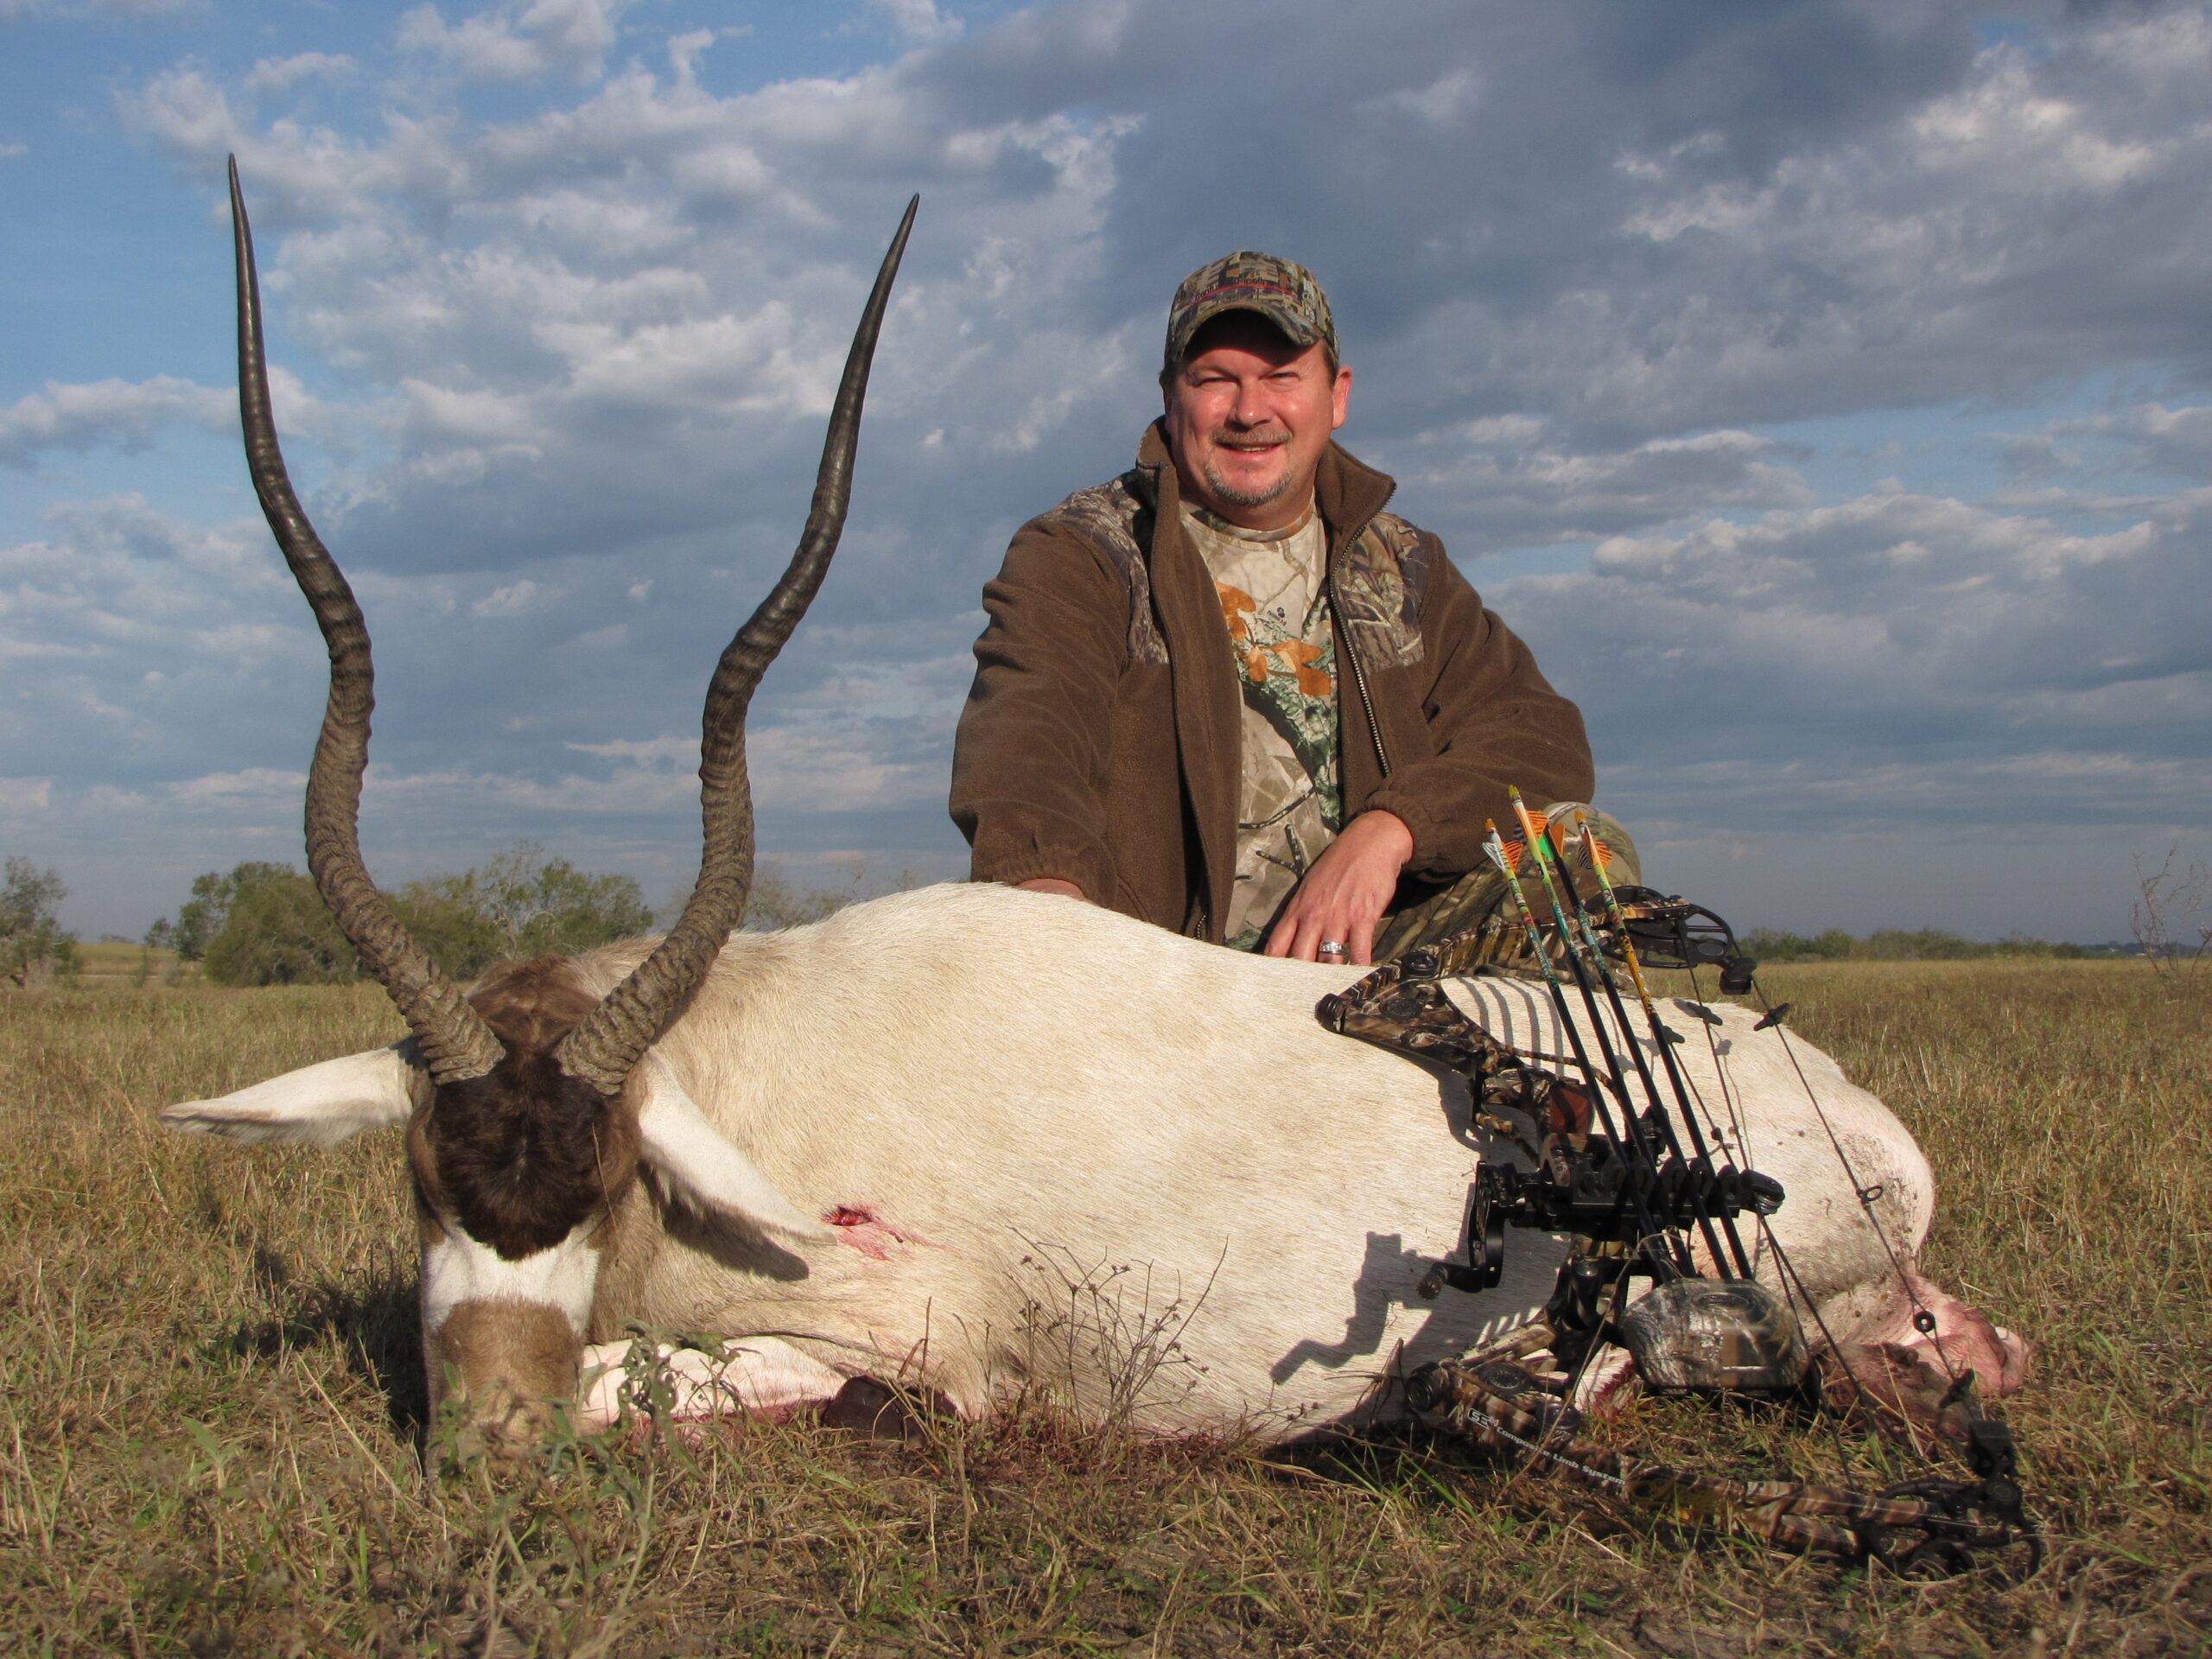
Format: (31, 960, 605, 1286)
(230, 156, 506, 1085)
(555, 195, 918, 1096)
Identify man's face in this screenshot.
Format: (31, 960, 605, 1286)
(1162, 312, 1351, 531)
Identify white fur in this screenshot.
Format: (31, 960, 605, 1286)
(162, 1045, 413, 1147)
(635, 1053, 833, 1242)
(421, 1221, 600, 1336)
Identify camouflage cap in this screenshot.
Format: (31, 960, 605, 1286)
(1165, 250, 1338, 371)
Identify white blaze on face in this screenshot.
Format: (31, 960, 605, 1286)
(420, 1220, 602, 1337)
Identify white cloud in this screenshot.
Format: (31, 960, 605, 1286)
(244, 53, 355, 96)
(1385, 423, 1815, 551)
(1541, 14, 2212, 429)
(0, 376, 231, 470)
(746, 720, 949, 814)
(0, 779, 54, 815)
(470, 577, 548, 617)
(1497, 480, 2210, 843)
(359, 758, 698, 814)
(168, 766, 308, 804)
(1375, 67, 1480, 128)
(871, 0, 963, 46)
(665, 29, 718, 90)
(2031, 402, 2212, 484)
(0, 499, 312, 788)
(121, 33, 1148, 577)
(567, 734, 693, 766)
(396, 0, 632, 84)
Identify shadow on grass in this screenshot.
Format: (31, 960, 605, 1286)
(218, 1257, 427, 1440)
(1273, 1420, 1537, 1507)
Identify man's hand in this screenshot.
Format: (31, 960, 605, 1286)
(1014, 877, 1089, 901)
(1263, 809, 1414, 965)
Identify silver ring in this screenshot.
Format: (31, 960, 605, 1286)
(1319, 939, 1346, 957)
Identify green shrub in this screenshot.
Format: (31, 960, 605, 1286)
(396, 842, 654, 976)
(201, 866, 359, 986)
(0, 855, 79, 986)
(163, 843, 657, 986)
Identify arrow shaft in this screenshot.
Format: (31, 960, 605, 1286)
(1506, 793, 1693, 1274)
(1511, 805, 1732, 1278)
(1483, 823, 1674, 1255)
(1573, 816, 1756, 1279)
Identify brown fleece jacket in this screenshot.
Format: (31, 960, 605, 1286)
(950, 423, 1594, 943)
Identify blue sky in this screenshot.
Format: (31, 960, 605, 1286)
(3, 0, 2208, 944)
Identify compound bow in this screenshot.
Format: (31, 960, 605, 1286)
(1316, 796, 2037, 1575)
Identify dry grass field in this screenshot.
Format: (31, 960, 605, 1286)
(57, 944, 201, 989)
(0, 959, 2203, 1656)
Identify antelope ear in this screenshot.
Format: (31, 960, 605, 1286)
(633, 1055, 831, 1242)
(162, 1044, 418, 1147)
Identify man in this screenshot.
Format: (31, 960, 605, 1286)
(950, 251, 1622, 965)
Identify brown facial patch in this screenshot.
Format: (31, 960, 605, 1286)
(429, 1297, 582, 1448)
(469, 955, 605, 1052)
(406, 958, 643, 1262)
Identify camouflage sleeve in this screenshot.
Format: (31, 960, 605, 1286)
(949, 517, 1128, 899)
(1363, 538, 1595, 878)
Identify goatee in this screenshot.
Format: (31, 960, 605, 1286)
(1201, 446, 1293, 509)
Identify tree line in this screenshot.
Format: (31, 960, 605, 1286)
(139, 846, 913, 987)
(0, 844, 926, 993)
(144, 844, 655, 986)
(31, 851, 2162, 985)
(1739, 926, 2103, 963)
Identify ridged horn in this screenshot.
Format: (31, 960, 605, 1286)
(555, 195, 918, 1096)
(230, 156, 507, 1086)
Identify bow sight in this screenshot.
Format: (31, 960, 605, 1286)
(1592, 884, 1761, 995)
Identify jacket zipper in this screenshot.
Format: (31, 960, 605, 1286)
(1327, 565, 1392, 781)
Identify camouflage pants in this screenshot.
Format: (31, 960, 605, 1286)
(1370, 803, 1641, 966)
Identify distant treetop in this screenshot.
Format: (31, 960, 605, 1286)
(145, 845, 656, 988)
(1740, 926, 2097, 963)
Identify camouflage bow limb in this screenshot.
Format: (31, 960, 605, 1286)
(1316, 913, 1548, 1069)
(1318, 927, 1599, 1153)
(1318, 952, 1508, 1076)
(1406, 1357, 2040, 1570)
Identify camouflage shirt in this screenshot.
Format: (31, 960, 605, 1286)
(1179, 501, 1343, 950)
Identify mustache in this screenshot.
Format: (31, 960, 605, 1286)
(1209, 426, 1290, 447)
